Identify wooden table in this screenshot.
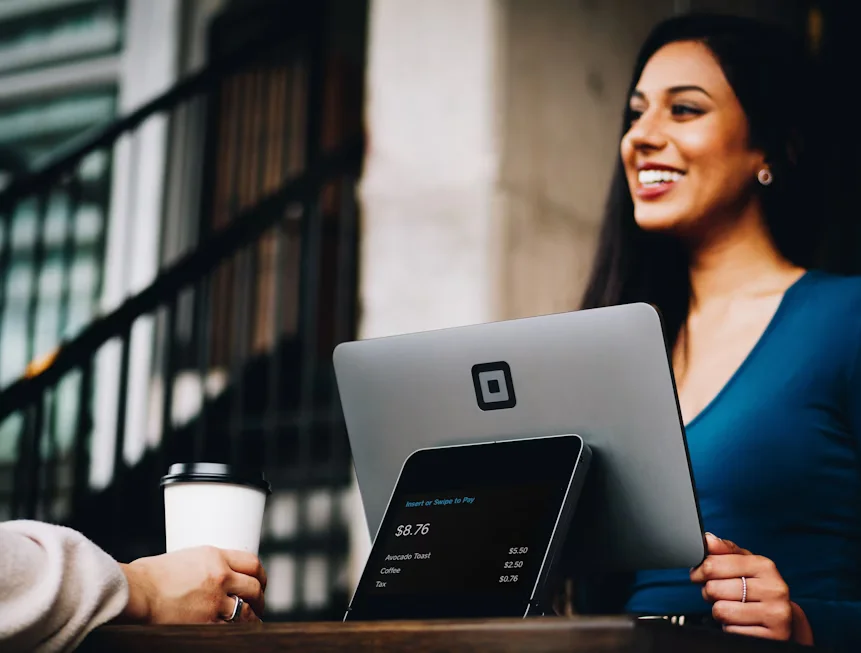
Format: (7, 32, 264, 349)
(80, 616, 816, 652)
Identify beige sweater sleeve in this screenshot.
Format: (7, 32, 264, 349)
(0, 520, 129, 653)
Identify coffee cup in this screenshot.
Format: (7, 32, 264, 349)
(161, 462, 272, 554)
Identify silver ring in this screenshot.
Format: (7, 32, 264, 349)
(741, 576, 747, 604)
(226, 595, 244, 622)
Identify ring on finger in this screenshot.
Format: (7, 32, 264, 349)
(740, 576, 747, 604)
(224, 595, 244, 622)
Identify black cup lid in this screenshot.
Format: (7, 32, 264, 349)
(160, 462, 272, 495)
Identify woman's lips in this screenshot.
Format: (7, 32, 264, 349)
(634, 166, 684, 200)
(635, 179, 679, 199)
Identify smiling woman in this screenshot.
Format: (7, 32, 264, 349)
(623, 42, 766, 235)
(578, 13, 861, 653)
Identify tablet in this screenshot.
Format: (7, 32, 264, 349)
(334, 302, 706, 572)
(344, 435, 591, 620)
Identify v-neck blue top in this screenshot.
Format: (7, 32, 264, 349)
(623, 270, 861, 651)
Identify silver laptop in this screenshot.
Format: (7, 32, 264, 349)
(334, 303, 705, 572)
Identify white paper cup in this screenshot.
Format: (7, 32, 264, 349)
(161, 463, 272, 555)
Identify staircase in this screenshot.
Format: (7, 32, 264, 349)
(0, 1, 365, 622)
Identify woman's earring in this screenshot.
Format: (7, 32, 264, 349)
(757, 168, 774, 186)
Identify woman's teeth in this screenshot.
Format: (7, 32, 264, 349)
(638, 169, 684, 186)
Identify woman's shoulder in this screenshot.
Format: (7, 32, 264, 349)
(799, 269, 861, 306)
(787, 270, 861, 388)
(792, 270, 861, 335)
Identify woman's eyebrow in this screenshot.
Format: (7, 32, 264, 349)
(667, 84, 712, 98)
(630, 85, 713, 100)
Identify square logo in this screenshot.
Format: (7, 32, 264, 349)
(471, 361, 516, 411)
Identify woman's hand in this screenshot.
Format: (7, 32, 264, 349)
(118, 546, 267, 624)
(690, 533, 813, 645)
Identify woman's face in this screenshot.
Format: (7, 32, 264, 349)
(621, 40, 765, 236)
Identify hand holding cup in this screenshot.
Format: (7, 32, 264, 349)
(120, 546, 267, 623)
(114, 462, 274, 625)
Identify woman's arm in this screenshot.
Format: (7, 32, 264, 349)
(0, 520, 128, 653)
(1, 519, 268, 652)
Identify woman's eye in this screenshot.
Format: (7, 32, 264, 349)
(672, 104, 703, 117)
(628, 108, 644, 122)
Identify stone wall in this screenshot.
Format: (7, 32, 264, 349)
(496, 0, 676, 319)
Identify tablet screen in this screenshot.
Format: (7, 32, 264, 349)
(347, 435, 587, 619)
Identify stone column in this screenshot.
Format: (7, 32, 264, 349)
(496, 0, 677, 320)
(350, 0, 503, 587)
(358, 0, 502, 340)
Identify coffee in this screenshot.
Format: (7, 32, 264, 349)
(161, 463, 272, 554)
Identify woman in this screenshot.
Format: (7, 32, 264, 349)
(1, 520, 266, 652)
(579, 13, 861, 650)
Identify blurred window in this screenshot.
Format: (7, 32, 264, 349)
(0, 2, 122, 411)
(0, 0, 123, 75)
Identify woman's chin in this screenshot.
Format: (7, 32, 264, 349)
(633, 208, 688, 233)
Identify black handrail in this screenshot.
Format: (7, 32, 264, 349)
(0, 136, 364, 419)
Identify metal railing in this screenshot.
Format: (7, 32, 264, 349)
(0, 1, 364, 621)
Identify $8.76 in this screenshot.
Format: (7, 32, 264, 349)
(395, 523, 430, 537)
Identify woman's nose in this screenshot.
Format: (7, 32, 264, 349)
(625, 111, 667, 151)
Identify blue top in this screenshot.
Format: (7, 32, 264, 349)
(623, 271, 861, 651)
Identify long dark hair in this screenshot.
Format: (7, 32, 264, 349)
(580, 14, 830, 348)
